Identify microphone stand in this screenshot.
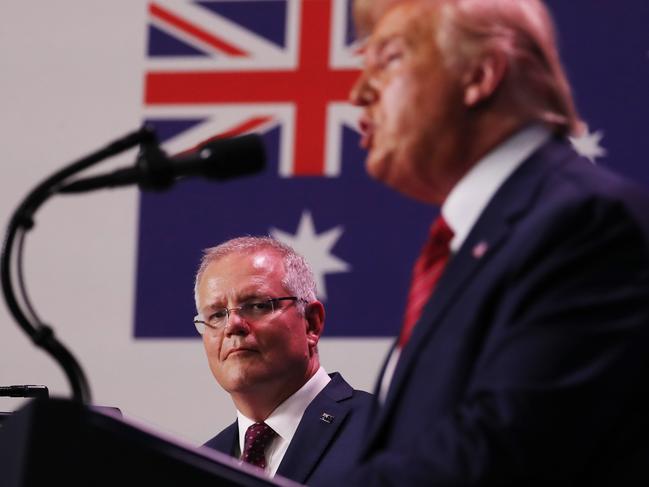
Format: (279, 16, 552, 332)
(0, 126, 156, 404)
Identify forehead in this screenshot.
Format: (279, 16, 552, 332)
(354, 0, 401, 39)
(367, 2, 438, 52)
(199, 250, 286, 297)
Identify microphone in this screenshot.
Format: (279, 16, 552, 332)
(0, 385, 49, 398)
(58, 133, 266, 193)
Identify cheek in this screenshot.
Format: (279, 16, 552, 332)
(203, 334, 223, 370)
(380, 76, 411, 133)
(257, 325, 292, 355)
(366, 75, 423, 182)
(261, 322, 308, 361)
(380, 73, 431, 165)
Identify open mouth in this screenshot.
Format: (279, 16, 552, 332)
(358, 115, 375, 150)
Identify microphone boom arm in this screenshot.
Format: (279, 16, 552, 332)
(1, 127, 266, 404)
(0, 126, 155, 404)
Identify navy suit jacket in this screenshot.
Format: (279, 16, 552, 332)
(346, 137, 649, 486)
(204, 372, 373, 485)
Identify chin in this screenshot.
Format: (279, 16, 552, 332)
(217, 375, 255, 394)
(214, 366, 251, 391)
(375, 162, 438, 206)
(365, 149, 393, 183)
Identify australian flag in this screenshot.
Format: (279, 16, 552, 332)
(135, 0, 433, 338)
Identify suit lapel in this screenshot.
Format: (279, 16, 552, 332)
(208, 420, 239, 456)
(363, 216, 512, 452)
(365, 138, 576, 452)
(276, 373, 353, 483)
(371, 340, 397, 397)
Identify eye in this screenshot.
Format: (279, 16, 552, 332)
(382, 51, 402, 69)
(209, 309, 228, 320)
(242, 301, 273, 315)
(386, 50, 402, 63)
(378, 39, 405, 70)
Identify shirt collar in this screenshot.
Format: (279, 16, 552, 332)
(236, 367, 331, 454)
(442, 124, 551, 252)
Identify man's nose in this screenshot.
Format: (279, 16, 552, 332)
(349, 70, 377, 106)
(224, 310, 250, 337)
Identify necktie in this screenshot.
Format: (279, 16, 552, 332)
(398, 216, 454, 347)
(241, 422, 277, 469)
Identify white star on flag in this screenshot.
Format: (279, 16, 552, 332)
(569, 125, 607, 163)
(270, 210, 351, 300)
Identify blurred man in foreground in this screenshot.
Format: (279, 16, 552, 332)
(342, 0, 649, 485)
(194, 236, 372, 484)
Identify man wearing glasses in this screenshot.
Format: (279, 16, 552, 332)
(193, 236, 372, 484)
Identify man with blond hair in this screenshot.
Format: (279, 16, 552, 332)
(194, 236, 372, 484)
(338, 0, 649, 485)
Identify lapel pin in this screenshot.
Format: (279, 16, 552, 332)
(472, 241, 489, 259)
(320, 412, 334, 424)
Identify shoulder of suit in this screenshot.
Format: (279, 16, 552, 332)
(325, 372, 374, 404)
(203, 419, 238, 450)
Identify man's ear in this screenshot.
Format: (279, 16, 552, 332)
(462, 51, 508, 107)
(304, 301, 325, 352)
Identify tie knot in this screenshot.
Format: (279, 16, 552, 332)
(429, 215, 454, 246)
(242, 422, 277, 469)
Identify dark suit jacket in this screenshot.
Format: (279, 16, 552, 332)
(204, 372, 373, 485)
(347, 137, 649, 486)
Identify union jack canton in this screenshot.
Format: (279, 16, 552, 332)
(135, 0, 433, 338)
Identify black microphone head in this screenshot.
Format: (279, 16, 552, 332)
(196, 134, 266, 180)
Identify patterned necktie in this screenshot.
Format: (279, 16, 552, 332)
(241, 422, 277, 469)
(398, 216, 454, 347)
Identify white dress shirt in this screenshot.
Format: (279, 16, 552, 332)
(378, 124, 552, 403)
(236, 366, 331, 476)
(443, 124, 552, 252)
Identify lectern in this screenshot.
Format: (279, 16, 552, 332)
(0, 399, 299, 487)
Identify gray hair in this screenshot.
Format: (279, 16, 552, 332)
(434, 0, 582, 135)
(194, 236, 317, 312)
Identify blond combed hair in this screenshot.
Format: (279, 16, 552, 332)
(433, 0, 583, 135)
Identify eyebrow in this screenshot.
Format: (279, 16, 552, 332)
(366, 34, 404, 62)
(203, 291, 268, 311)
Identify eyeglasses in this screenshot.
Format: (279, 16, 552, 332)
(193, 296, 302, 335)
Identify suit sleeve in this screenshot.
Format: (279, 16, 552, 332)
(345, 196, 649, 486)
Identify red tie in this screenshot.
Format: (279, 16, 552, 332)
(241, 422, 277, 469)
(398, 216, 454, 347)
